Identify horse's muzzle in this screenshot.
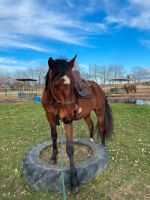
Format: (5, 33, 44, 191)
(63, 117, 73, 124)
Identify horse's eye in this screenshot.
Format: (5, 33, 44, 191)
(54, 85, 59, 90)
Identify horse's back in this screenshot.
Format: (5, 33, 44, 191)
(88, 80, 105, 105)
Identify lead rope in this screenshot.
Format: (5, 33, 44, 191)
(60, 122, 67, 200)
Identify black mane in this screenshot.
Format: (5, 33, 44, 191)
(45, 71, 49, 89)
(45, 58, 69, 89)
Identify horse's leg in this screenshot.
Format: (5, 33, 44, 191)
(63, 123, 79, 193)
(84, 114, 94, 141)
(49, 124, 58, 164)
(46, 112, 58, 164)
(94, 109, 105, 146)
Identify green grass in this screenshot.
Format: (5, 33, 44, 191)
(0, 102, 150, 200)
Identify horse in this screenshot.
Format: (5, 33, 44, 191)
(123, 84, 136, 94)
(42, 55, 113, 192)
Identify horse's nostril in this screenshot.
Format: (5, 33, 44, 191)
(63, 117, 67, 123)
(63, 117, 73, 124)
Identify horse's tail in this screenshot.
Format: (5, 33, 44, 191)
(105, 97, 113, 139)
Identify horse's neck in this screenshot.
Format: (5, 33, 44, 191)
(72, 71, 82, 84)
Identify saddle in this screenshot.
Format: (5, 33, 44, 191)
(72, 71, 92, 99)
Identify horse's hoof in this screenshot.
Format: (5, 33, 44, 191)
(71, 186, 80, 194)
(49, 159, 56, 165)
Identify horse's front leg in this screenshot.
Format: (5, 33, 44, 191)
(63, 124, 80, 193)
(46, 112, 58, 164)
(49, 125, 58, 164)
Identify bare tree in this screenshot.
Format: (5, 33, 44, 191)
(130, 66, 148, 83)
(36, 65, 48, 85)
(14, 69, 28, 79)
(109, 64, 125, 80)
(87, 64, 125, 84)
(98, 65, 112, 84)
(88, 64, 100, 82)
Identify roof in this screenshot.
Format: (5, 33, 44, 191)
(16, 78, 37, 82)
(109, 78, 133, 82)
(109, 78, 127, 82)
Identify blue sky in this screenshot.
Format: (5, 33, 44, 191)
(0, 0, 150, 72)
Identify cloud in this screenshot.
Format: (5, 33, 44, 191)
(105, 0, 150, 31)
(0, 35, 52, 52)
(65, 0, 74, 8)
(131, 0, 150, 8)
(0, 56, 42, 72)
(0, 0, 107, 51)
(139, 39, 150, 49)
(1, 0, 150, 53)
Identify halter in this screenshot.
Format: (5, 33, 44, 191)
(49, 71, 75, 105)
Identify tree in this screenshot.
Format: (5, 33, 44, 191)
(130, 66, 148, 83)
(98, 65, 112, 84)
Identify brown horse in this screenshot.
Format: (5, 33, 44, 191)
(42, 55, 113, 192)
(124, 84, 136, 94)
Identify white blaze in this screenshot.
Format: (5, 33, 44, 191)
(62, 75, 70, 85)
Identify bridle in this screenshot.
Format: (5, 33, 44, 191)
(49, 71, 75, 105)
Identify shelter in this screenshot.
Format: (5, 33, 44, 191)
(109, 78, 133, 84)
(16, 78, 37, 99)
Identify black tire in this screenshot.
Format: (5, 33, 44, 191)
(23, 138, 108, 193)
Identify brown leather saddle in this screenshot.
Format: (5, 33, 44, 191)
(72, 71, 92, 99)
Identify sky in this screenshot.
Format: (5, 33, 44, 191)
(0, 0, 150, 73)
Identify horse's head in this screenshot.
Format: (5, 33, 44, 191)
(47, 55, 77, 124)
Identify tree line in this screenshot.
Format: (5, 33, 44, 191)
(77, 64, 150, 84)
(0, 64, 150, 87)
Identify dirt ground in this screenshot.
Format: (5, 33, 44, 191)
(0, 98, 31, 104)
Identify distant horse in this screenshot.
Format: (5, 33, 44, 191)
(123, 84, 136, 94)
(42, 55, 113, 192)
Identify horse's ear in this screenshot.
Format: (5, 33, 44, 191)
(48, 57, 55, 69)
(68, 54, 77, 68)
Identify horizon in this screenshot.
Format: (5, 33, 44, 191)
(0, 0, 150, 74)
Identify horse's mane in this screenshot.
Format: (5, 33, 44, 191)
(45, 58, 69, 89)
(45, 71, 49, 89)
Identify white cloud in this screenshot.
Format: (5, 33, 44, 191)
(140, 39, 150, 49)
(0, 35, 52, 52)
(1, 0, 150, 53)
(0, 56, 42, 72)
(131, 0, 150, 8)
(0, 0, 107, 51)
(65, 0, 74, 8)
(105, 0, 150, 31)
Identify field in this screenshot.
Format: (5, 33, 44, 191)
(0, 102, 150, 200)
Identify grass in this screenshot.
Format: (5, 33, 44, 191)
(0, 102, 150, 200)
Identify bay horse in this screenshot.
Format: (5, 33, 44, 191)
(42, 55, 113, 192)
(124, 84, 136, 94)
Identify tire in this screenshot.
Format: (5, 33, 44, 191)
(23, 138, 108, 193)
